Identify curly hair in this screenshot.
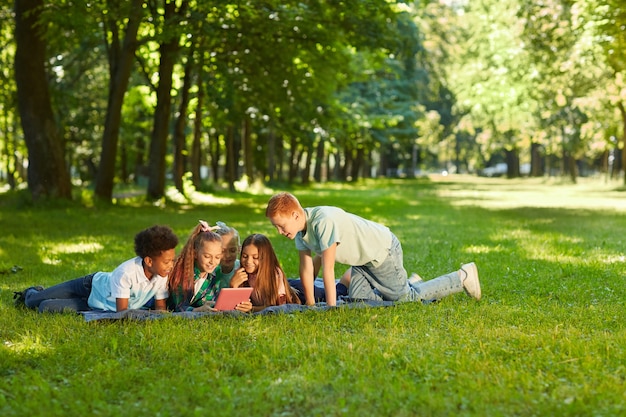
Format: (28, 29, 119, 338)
(134, 225, 179, 259)
(168, 223, 221, 302)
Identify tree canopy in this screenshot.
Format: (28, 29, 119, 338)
(1, 0, 624, 202)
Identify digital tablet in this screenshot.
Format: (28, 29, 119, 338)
(214, 287, 253, 311)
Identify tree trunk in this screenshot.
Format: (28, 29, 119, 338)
(313, 138, 324, 182)
(147, 0, 182, 201)
(173, 54, 194, 194)
(191, 65, 204, 188)
(333, 151, 341, 180)
(568, 156, 578, 184)
(618, 101, 626, 185)
(225, 125, 236, 192)
(341, 144, 351, 180)
(276, 134, 285, 181)
(14, 0, 72, 201)
(210, 132, 220, 184)
(351, 147, 364, 181)
(301, 144, 311, 184)
(267, 127, 276, 182)
(288, 136, 299, 183)
(1, 103, 17, 188)
(504, 148, 520, 178)
(530, 142, 543, 177)
(242, 117, 254, 182)
(94, 0, 145, 201)
(361, 148, 370, 178)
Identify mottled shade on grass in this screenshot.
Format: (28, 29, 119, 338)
(1, 176, 625, 416)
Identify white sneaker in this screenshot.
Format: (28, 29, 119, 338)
(408, 272, 423, 286)
(459, 262, 481, 300)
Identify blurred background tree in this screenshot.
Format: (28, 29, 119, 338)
(1, 0, 624, 203)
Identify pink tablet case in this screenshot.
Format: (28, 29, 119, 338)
(214, 287, 254, 311)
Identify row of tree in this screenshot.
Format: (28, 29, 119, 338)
(0, 0, 625, 203)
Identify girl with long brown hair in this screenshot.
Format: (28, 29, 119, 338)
(230, 233, 300, 312)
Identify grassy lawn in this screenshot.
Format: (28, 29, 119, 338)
(1, 175, 625, 416)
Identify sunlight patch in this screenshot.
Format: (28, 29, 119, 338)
(42, 257, 62, 265)
(602, 255, 626, 264)
(4, 332, 50, 355)
(189, 191, 236, 205)
(525, 253, 582, 264)
(465, 245, 497, 254)
(164, 186, 235, 205)
(556, 235, 583, 244)
(50, 242, 104, 255)
(234, 176, 273, 195)
(436, 176, 626, 212)
(164, 187, 188, 204)
(405, 214, 422, 221)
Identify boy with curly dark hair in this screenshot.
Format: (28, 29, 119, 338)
(15, 225, 179, 313)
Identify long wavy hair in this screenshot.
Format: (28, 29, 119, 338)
(168, 222, 222, 303)
(241, 234, 300, 306)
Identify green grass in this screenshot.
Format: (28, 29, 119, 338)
(1, 175, 625, 416)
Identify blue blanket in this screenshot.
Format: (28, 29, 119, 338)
(79, 299, 397, 322)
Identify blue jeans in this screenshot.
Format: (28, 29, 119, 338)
(288, 279, 349, 304)
(25, 273, 95, 313)
(348, 234, 421, 302)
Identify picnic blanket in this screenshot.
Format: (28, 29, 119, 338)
(80, 299, 397, 322)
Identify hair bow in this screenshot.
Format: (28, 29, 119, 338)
(199, 220, 220, 232)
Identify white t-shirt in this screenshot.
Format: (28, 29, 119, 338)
(87, 256, 169, 311)
(295, 206, 392, 267)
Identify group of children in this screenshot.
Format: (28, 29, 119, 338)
(14, 193, 482, 314)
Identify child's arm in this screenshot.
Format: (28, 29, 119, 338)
(320, 243, 337, 307)
(299, 250, 316, 305)
(116, 298, 129, 312)
(154, 298, 167, 311)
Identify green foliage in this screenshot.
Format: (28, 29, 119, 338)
(1, 177, 625, 416)
(2, 0, 626, 198)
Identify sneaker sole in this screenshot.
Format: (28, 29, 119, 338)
(461, 262, 481, 301)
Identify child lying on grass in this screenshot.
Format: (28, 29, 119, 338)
(167, 221, 252, 313)
(14, 225, 178, 313)
(229, 233, 301, 312)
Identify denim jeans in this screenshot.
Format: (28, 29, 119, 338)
(348, 234, 421, 302)
(25, 273, 95, 313)
(288, 279, 349, 304)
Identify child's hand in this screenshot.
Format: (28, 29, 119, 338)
(235, 300, 253, 313)
(230, 268, 249, 288)
(193, 304, 217, 313)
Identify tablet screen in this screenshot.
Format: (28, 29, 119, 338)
(214, 287, 253, 311)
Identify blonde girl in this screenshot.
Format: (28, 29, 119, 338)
(168, 221, 252, 312)
(213, 221, 241, 285)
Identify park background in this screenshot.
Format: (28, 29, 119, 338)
(1, 0, 626, 202)
(1, 0, 626, 415)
